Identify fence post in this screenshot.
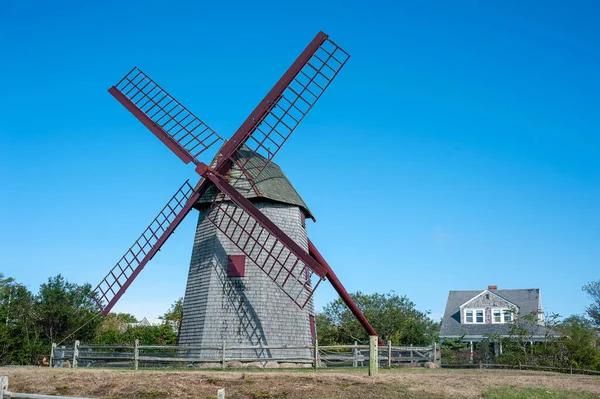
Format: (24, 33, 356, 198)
(49, 343, 56, 368)
(221, 342, 226, 370)
(134, 339, 139, 371)
(470, 341, 474, 363)
(72, 340, 80, 368)
(352, 341, 358, 368)
(410, 343, 413, 367)
(369, 335, 378, 376)
(217, 388, 225, 399)
(1, 375, 8, 399)
(59, 346, 66, 367)
(387, 340, 392, 368)
(313, 339, 319, 369)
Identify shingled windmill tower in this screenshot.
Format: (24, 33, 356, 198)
(93, 31, 383, 360)
(180, 151, 316, 359)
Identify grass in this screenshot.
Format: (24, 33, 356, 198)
(484, 387, 600, 399)
(1, 367, 599, 398)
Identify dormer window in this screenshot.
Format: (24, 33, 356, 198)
(476, 310, 484, 323)
(464, 309, 484, 324)
(493, 309, 502, 323)
(503, 310, 512, 323)
(465, 310, 473, 323)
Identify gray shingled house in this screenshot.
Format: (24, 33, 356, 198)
(439, 286, 549, 356)
(177, 148, 315, 362)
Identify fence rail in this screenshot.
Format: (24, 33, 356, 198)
(49, 340, 440, 370)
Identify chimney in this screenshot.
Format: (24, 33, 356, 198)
(488, 285, 497, 290)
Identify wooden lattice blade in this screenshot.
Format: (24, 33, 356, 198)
(202, 169, 327, 309)
(93, 180, 199, 315)
(109, 67, 222, 167)
(228, 33, 350, 187)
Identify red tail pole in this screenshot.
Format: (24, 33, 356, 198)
(307, 239, 384, 346)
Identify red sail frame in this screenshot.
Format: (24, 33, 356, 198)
(109, 67, 222, 167)
(93, 181, 200, 315)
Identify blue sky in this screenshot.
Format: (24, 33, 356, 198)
(1, 0, 598, 323)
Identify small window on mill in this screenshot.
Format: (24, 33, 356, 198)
(227, 255, 246, 278)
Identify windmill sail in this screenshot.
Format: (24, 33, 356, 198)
(109, 67, 222, 166)
(93, 180, 199, 315)
(206, 191, 322, 309)
(227, 35, 350, 187)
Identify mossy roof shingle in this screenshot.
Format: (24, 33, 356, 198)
(194, 146, 313, 218)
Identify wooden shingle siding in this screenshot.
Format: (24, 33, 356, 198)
(179, 200, 314, 360)
(462, 292, 516, 324)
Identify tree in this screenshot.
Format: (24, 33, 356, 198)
(317, 291, 438, 345)
(161, 297, 183, 324)
(557, 316, 600, 370)
(583, 280, 600, 327)
(315, 313, 340, 345)
(0, 274, 41, 365)
(160, 297, 183, 338)
(123, 324, 177, 345)
(0, 272, 181, 364)
(36, 274, 101, 345)
(93, 313, 138, 344)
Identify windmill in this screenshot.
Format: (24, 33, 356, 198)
(94, 31, 382, 360)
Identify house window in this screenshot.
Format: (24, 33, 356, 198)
(503, 310, 512, 323)
(464, 309, 484, 324)
(465, 310, 474, 323)
(492, 309, 502, 323)
(475, 310, 484, 323)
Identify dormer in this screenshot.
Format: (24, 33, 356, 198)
(458, 287, 519, 325)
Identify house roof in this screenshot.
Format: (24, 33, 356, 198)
(440, 288, 548, 339)
(193, 146, 313, 218)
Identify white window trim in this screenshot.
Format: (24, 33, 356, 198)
(464, 309, 474, 324)
(503, 309, 514, 323)
(475, 309, 485, 324)
(464, 308, 485, 324)
(491, 308, 503, 324)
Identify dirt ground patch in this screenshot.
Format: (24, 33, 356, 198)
(1, 367, 599, 399)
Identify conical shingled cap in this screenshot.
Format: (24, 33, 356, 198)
(194, 146, 313, 219)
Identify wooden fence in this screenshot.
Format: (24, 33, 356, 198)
(49, 340, 440, 370)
